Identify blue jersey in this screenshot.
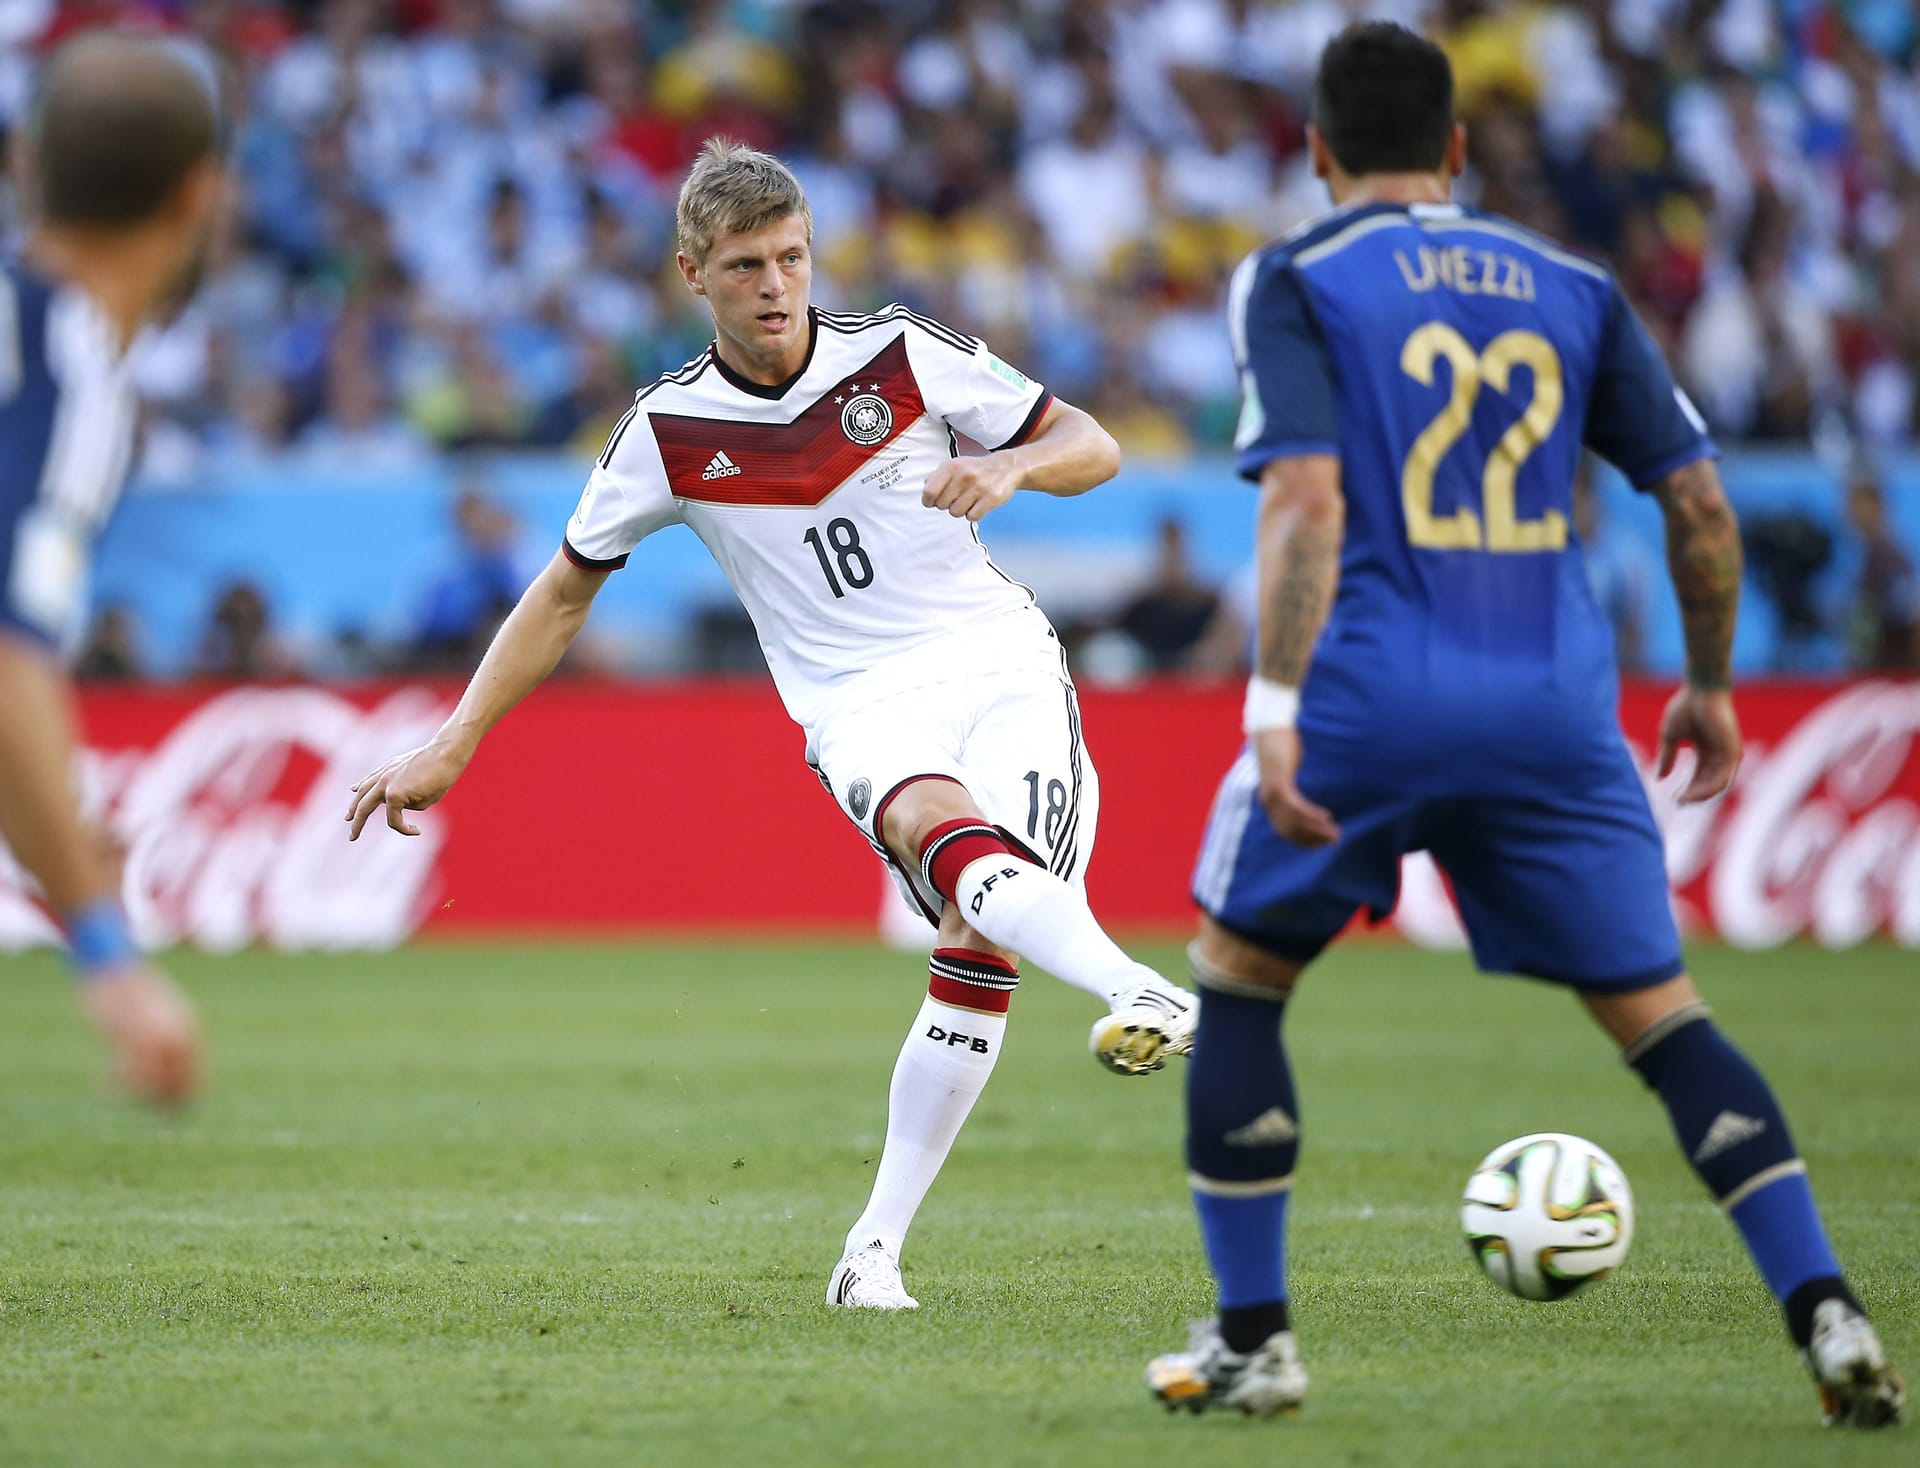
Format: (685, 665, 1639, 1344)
(0, 261, 139, 655)
(1231, 201, 1714, 790)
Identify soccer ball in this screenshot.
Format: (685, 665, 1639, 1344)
(1460, 1132, 1634, 1301)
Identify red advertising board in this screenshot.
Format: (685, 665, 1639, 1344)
(1, 680, 1915, 950)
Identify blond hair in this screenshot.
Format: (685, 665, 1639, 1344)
(675, 138, 812, 266)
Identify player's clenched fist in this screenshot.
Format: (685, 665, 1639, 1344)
(1252, 727, 1342, 849)
(347, 739, 472, 840)
(921, 456, 1020, 522)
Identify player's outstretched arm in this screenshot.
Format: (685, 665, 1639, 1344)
(1650, 457, 1743, 804)
(347, 550, 608, 840)
(921, 400, 1120, 522)
(1247, 454, 1344, 847)
(0, 637, 202, 1104)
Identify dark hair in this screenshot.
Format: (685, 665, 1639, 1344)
(1312, 22, 1454, 176)
(29, 34, 219, 228)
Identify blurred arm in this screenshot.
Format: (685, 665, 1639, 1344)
(0, 636, 112, 910)
(0, 635, 200, 1102)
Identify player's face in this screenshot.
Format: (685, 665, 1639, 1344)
(682, 215, 813, 383)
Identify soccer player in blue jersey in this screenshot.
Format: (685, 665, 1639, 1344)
(0, 36, 223, 1104)
(1146, 22, 1904, 1429)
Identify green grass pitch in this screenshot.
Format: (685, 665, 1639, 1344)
(1, 939, 1913, 1467)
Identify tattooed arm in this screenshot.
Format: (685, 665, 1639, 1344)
(1650, 456, 1744, 802)
(1255, 455, 1345, 684)
(1654, 457, 1741, 691)
(1248, 453, 1345, 845)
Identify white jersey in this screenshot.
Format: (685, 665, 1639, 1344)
(565, 305, 1057, 728)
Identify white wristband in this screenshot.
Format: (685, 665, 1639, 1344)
(1242, 677, 1300, 734)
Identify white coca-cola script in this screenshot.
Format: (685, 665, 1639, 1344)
(1382, 682, 1919, 952)
(0, 687, 452, 953)
(4, 683, 1914, 952)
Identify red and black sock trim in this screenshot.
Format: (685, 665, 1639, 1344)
(930, 948, 1019, 991)
(928, 947, 1019, 1015)
(919, 818, 1013, 900)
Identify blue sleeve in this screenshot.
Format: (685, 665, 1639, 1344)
(1230, 252, 1339, 482)
(1583, 280, 1716, 490)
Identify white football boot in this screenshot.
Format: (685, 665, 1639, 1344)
(1806, 1299, 1905, 1428)
(826, 1241, 920, 1311)
(1090, 972, 1197, 1076)
(1147, 1320, 1308, 1417)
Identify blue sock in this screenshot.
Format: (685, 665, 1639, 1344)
(1728, 1178, 1842, 1308)
(1185, 964, 1297, 1352)
(1626, 1004, 1844, 1318)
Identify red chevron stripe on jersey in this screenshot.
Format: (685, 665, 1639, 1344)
(651, 338, 927, 507)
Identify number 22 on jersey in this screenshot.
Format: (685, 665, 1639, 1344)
(1399, 324, 1567, 554)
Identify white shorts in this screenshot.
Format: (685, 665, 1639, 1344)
(806, 660, 1100, 927)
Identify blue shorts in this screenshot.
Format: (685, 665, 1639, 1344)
(1192, 740, 1684, 992)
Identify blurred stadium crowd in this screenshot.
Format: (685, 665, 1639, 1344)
(2, 0, 1916, 677)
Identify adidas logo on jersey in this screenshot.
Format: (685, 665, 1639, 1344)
(701, 450, 743, 481)
(1224, 1106, 1298, 1147)
(1693, 1110, 1767, 1163)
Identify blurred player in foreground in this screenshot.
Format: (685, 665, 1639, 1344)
(1146, 22, 1904, 1429)
(348, 140, 1196, 1309)
(0, 35, 222, 1105)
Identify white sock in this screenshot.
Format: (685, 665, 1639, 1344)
(951, 854, 1153, 1003)
(844, 988, 1007, 1258)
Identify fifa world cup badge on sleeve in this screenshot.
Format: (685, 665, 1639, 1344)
(983, 353, 1029, 389)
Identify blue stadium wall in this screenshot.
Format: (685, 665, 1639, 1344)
(95, 451, 1920, 679)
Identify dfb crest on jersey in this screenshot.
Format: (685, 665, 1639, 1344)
(848, 777, 873, 821)
(841, 393, 892, 446)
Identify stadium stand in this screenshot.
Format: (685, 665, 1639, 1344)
(2, 0, 1916, 677)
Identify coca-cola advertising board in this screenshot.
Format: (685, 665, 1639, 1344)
(2, 680, 1916, 952)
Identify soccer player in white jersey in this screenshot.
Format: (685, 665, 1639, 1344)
(347, 139, 1198, 1309)
(0, 36, 222, 1104)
